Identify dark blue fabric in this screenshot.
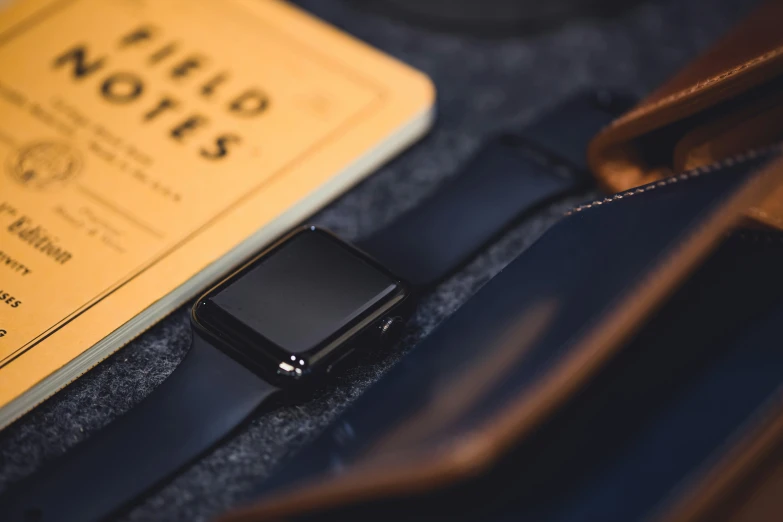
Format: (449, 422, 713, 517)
(256, 176, 783, 522)
(485, 232, 783, 522)
(255, 148, 782, 516)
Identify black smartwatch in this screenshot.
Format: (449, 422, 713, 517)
(0, 91, 632, 522)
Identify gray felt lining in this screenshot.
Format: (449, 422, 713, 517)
(0, 0, 756, 520)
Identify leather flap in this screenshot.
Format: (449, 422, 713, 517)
(588, 0, 783, 230)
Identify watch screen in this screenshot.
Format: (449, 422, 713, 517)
(208, 229, 399, 354)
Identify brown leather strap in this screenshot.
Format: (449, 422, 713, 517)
(587, 0, 783, 231)
(645, 0, 783, 105)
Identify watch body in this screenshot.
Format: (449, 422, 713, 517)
(193, 227, 414, 387)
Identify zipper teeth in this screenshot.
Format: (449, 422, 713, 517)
(566, 145, 782, 216)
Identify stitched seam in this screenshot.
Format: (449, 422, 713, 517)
(611, 46, 783, 127)
(565, 145, 781, 216)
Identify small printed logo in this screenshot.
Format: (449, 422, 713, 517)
(7, 141, 82, 190)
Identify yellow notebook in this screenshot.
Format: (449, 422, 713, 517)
(0, 0, 434, 428)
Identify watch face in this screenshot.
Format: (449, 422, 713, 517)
(193, 227, 410, 384)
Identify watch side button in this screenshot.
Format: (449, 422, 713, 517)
(378, 316, 403, 339)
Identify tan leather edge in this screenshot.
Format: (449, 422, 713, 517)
(217, 154, 783, 522)
(673, 94, 783, 172)
(643, 0, 783, 105)
(587, 0, 783, 231)
(587, 45, 783, 193)
(649, 394, 783, 522)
